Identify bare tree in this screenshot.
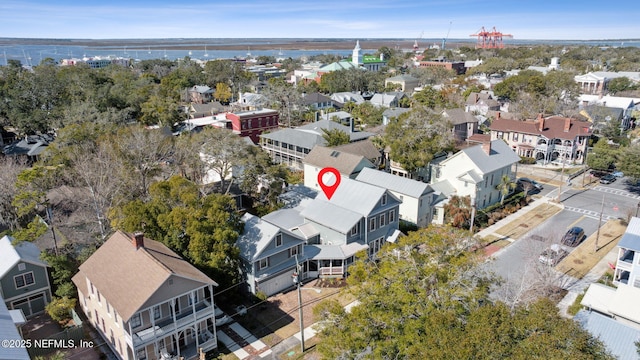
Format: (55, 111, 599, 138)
(199, 127, 249, 193)
(114, 125, 175, 198)
(65, 142, 126, 240)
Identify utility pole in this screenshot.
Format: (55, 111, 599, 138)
(293, 255, 304, 353)
(595, 193, 605, 253)
(469, 197, 476, 234)
(556, 156, 566, 203)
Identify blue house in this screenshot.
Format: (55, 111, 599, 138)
(0, 236, 52, 318)
(236, 179, 401, 297)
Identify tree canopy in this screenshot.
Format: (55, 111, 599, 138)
(384, 106, 454, 173)
(314, 227, 613, 360)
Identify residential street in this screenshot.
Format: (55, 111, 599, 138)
(485, 173, 638, 304)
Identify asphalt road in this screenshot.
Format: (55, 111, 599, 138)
(487, 175, 639, 287)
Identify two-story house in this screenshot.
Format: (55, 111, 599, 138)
(0, 236, 52, 318)
(356, 167, 435, 228)
(225, 108, 279, 144)
(490, 114, 592, 164)
(430, 139, 521, 211)
(236, 213, 307, 297)
(303, 145, 375, 190)
(237, 179, 400, 296)
(259, 119, 374, 170)
(72, 231, 220, 360)
(442, 108, 480, 142)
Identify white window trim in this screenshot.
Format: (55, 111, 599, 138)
(275, 233, 283, 247)
(18, 263, 26, 271)
(259, 258, 269, 270)
(14, 271, 35, 289)
(131, 313, 142, 328)
(389, 210, 395, 223)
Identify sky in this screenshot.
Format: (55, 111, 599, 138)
(1, 0, 638, 41)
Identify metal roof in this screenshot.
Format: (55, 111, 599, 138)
(300, 200, 362, 234)
(0, 296, 30, 360)
(260, 127, 325, 149)
(356, 167, 433, 198)
(305, 242, 369, 260)
(574, 309, 640, 360)
(237, 213, 281, 262)
(317, 177, 390, 216)
(0, 235, 48, 278)
(618, 217, 640, 252)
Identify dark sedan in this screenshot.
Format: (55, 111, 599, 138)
(561, 227, 585, 247)
(600, 174, 616, 184)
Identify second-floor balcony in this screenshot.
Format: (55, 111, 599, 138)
(131, 300, 214, 347)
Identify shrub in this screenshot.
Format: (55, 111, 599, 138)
(567, 291, 586, 316)
(46, 296, 76, 322)
(519, 156, 537, 164)
(255, 291, 268, 302)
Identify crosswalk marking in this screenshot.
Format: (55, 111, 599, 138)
(563, 206, 615, 221)
(592, 186, 640, 200)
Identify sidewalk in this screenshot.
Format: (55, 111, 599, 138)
(556, 246, 618, 318)
(269, 301, 359, 359)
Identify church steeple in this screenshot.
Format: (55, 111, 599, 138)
(352, 40, 362, 66)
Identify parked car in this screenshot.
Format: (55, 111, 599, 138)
(539, 244, 569, 266)
(600, 174, 616, 184)
(215, 306, 232, 327)
(561, 227, 585, 247)
(612, 171, 624, 178)
(590, 170, 608, 178)
(517, 177, 543, 191)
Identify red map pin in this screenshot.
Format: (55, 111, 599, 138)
(318, 167, 341, 200)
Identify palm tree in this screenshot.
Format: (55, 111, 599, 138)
(496, 174, 516, 205)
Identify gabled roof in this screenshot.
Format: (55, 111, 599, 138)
(237, 213, 281, 262)
(579, 94, 638, 109)
(331, 92, 365, 105)
(490, 115, 592, 140)
(303, 146, 374, 176)
(302, 92, 332, 105)
(444, 139, 520, 175)
(382, 107, 411, 119)
(385, 74, 418, 83)
(189, 85, 213, 94)
(618, 217, 640, 252)
(316, 177, 391, 216)
(2, 134, 53, 157)
(0, 235, 48, 278)
(72, 231, 216, 322)
(369, 92, 407, 107)
(356, 167, 433, 198)
(333, 139, 382, 161)
(442, 108, 480, 125)
(300, 200, 362, 234)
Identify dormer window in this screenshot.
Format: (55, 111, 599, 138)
(275, 234, 283, 247)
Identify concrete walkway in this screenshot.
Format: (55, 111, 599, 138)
(217, 321, 272, 359)
(556, 247, 618, 318)
(269, 301, 360, 359)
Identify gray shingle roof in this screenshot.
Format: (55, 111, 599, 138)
(298, 119, 374, 142)
(333, 139, 382, 162)
(356, 168, 432, 198)
(443, 108, 479, 125)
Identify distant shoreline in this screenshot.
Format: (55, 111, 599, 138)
(1, 38, 637, 51)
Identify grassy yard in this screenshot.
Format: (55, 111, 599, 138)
(555, 219, 627, 279)
(493, 203, 563, 240)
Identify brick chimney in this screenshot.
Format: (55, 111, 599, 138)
(481, 141, 492, 156)
(496, 112, 501, 119)
(132, 232, 144, 249)
(537, 114, 545, 131)
(563, 117, 571, 132)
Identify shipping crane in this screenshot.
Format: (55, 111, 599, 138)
(470, 26, 513, 49)
(413, 31, 424, 53)
(441, 21, 453, 51)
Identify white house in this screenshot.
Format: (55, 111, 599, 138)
(430, 140, 521, 210)
(356, 167, 435, 227)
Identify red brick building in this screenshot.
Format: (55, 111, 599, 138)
(226, 109, 279, 143)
